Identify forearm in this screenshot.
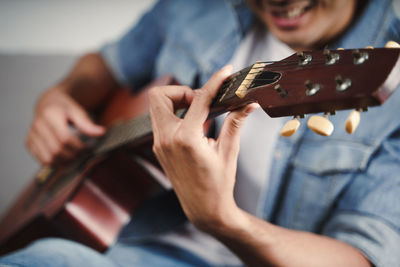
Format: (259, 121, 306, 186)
(55, 52, 120, 111)
(148, 66, 371, 267)
(206, 208, 371, 267)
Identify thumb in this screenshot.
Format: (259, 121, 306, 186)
(67, 105, 105, 137)
(218, 103, 259, 159)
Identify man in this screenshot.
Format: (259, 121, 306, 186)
(1, 0, 399, 266)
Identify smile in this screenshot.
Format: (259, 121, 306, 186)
(264, 0, 317, 29)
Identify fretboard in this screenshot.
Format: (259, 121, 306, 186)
(92, 63, 274, 156)
(94, 113, 153, 155)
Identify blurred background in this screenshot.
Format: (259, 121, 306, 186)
(0, 0, 155, 216)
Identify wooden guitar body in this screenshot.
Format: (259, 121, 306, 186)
(0, 76, 175, 255)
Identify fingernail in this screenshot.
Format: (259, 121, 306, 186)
(245, 103, 260, 113)
(93, 126, 106, 134)
(221, 64, 233, 75)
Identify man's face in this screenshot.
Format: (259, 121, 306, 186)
(248, 0, 357, 50)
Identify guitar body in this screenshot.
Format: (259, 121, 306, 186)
(0, 76, 175, 255)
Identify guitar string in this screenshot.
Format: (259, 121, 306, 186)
(220, 58, 330, 82)
(219, 59, 330, 92)
(223, 59, 330, 82)
(99, 58, 341, 152)
(248, 59, 327, 71)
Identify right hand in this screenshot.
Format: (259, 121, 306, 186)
(25, 86, 105, 165)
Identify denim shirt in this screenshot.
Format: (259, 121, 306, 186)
(101, 0, 400, 266)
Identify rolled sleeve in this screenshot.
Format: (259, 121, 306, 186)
(322, 127, 400, 266)
(101, 41, 128, 86)
(100, 0, 169, 91)
(323, 212, 400, 267)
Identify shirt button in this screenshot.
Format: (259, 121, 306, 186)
(274, 150, 282, 159)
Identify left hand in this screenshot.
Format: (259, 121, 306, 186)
(149, 65, 259, 232)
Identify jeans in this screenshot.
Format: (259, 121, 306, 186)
(0, 237, 214, 267)
(0, 192, 216, 267)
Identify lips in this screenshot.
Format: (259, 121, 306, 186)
(264, 0, 317, 29)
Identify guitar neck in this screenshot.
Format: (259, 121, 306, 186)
(93, 47, 400, 155)
(93, 74, 250, 155)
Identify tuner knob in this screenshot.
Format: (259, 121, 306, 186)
(352, 49, 369, 65)
(305, 80, 321, 96)
(274, 84, 288, 98)
(345, 110, 361, 134)
(335, 75, 352, 92)
(307, 113, 334, 136)
(297, 52, 312, 65)
(337, 48, 345, 50)
(385, 41, 400, 48)
(323, 49, 340, 65)
(365, 46, 374, 49)
(280, 117, 301, 137)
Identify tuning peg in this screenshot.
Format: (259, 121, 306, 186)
(365, 46, 374, 49)
(307, 113, 334, 136)
(281, 116, 301, 137)
(385, 41, 400, 48)
(345, 110, 361, 134)
(337, 48, 344, 50)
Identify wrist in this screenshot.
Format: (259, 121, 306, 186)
(203, 207, 279, 253)
(197, 201, 249, 237)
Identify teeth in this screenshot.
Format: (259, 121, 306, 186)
(287, 7, 303, 19)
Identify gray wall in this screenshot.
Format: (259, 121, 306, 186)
(0, 0, 155, 53)
(0, 54, 77, 215)
(0, 1, 154, 216)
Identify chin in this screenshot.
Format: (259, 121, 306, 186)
(249, 0, 356, 51)
(269, 26, 321, 51)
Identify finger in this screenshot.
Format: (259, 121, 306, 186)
(26, 132, 40, 161)
(67, 105, 105, 137)
(218, 103, 259, 160)
(44, 109, 85, 151)
(30, 132, 52, 164)
(33, 115, 80, 163)
(149, 85, 194, 138)
(184, 65, 233, 128)
(36, 120, 78, 162)
(27, 141, 42, 163)
(33, 119, 65, 158)
(30, 123, 56, 164)
(55, 147, 76, 162)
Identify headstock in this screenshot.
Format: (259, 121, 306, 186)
(211, 45, 400, 136)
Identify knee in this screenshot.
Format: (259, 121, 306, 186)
(29, 237, 80, 252)
(0, 238, 98, 267)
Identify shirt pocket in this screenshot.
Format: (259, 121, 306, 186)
(278, 138, 377, 232)
(292, 138, 376, 175)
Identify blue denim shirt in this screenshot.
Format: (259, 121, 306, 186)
(101, 0, 400, 266)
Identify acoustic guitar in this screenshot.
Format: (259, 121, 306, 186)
(1, 47, 399, 255)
